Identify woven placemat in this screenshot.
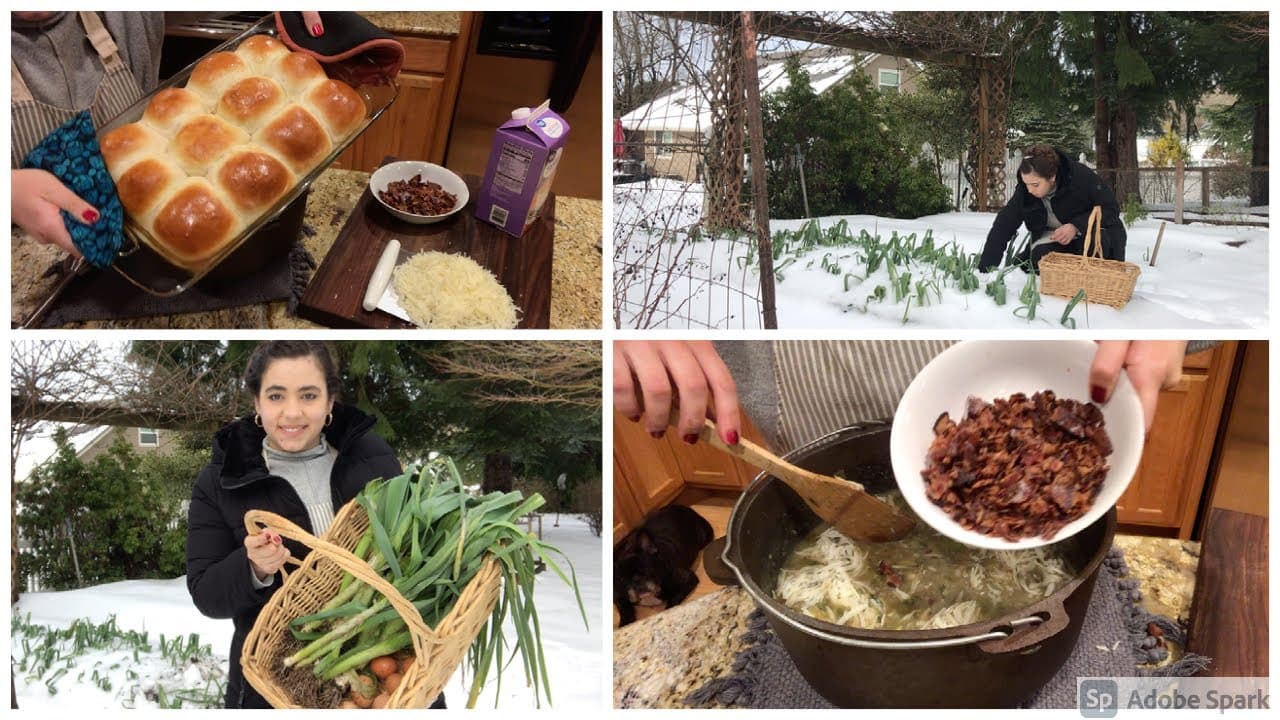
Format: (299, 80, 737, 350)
(36, 239, 315, 327)
(686, 547, 1210, 709)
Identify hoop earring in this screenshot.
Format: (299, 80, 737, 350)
(325, 413, 333, 427)
(254, 414, 263, 427)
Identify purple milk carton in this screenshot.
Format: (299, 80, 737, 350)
(475, 99, 569, 237)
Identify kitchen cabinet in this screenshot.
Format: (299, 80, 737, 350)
(1115, 342, 1238, 538)
(333, 22, 470, 172)
(612, 409, 764, 544)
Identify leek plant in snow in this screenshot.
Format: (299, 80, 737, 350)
(283, 457, 586, 708)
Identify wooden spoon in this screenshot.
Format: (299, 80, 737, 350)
(693, 418, 915, 542)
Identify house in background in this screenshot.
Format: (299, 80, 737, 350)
(618, 48, 921, 183)
(18, 424, 178, 484)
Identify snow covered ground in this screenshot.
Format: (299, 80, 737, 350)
(614, 179, 1269, 329)
(12, 515, 605, 710)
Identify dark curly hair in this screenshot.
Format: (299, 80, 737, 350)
(243, 341, 340, 399)
(1018, 144, 1061, 180)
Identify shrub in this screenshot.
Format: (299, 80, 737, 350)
(18, 428, 204, 591)
(1122, 194, 1148, 226)
(762, 58, 953, 220)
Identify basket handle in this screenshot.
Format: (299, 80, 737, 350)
(1081, 205, 1104, 259)
(243, 509, 434, 646)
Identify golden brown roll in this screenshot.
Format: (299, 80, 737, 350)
(171, 115, 250, 176)
(253, 104, 332, 174)
(99, 122, 168, 175)
(234, 34, 290, 74)
(302, 79, 366, 141)
(149, 179, 242, 265)
(141, 87, 208, 136)
(114, 157, 184, 220)
(210, 147, 295, 215)
(272, 52, 328, 97)
(216, 76, 287, 134)
(186, 51, 254, 106)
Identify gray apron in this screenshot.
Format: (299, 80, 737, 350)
(11, 11, 144, 166)
(773, 340, 955, 453)
(11, 12, 145, 325)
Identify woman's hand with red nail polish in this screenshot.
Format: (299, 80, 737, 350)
(10, 168, 88, 258)
(302, 11, 324, 37)
(245, 529, 291, 581)
(614, 340, 740, 445)
(1089, 341, 1187, 432)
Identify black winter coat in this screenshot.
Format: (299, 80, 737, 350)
(186, 402, 400, 709)
(978, 148, 1127, 272)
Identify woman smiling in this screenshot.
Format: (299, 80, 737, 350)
(183, 340, 444, 709)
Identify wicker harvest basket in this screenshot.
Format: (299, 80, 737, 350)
(1039, 206, 1140, 309)
(240, 501, 503, 708)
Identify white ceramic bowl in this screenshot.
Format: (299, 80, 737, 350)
(369, 161, 469, 224)
(890, 340, 1144, 550)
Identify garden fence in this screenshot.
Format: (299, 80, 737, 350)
(614, 11, 805, 330)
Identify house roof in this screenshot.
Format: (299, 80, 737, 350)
(620, 48, 867, 135)
(15, 423, 112, 483)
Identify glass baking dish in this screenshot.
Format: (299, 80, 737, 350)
(97, 14, 399, 296)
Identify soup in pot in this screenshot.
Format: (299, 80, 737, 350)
(774, 490, 1076, 631)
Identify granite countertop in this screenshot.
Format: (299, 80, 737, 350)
(359, 12, 462, 37)
(12, 169, 601, 329)
(613, 535, 1200, 709)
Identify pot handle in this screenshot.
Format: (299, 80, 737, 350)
(702, 536, 740, 586)
(976, 595, 1070, 655)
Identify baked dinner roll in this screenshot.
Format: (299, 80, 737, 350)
(141, 87, 207, 136)
(150, 178, 242, 264)
(272, 52, 328, 97)
(217, 76, 287, 134)
(253, 104, 332, 174)
(172, 114, 250, 176)
(210, 147, 295, 215)
(187, 51, 253, 105)
(303, 80, 366, 141)
(234, 34, 290, 74)
(99, 122, 168, 175)
(115, 157, 184, 221)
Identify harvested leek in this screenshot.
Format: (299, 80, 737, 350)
(283, 457, 587, 708)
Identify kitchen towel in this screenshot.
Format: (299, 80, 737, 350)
(34, 239, 314, 327)
(684, 547, 1211, 709)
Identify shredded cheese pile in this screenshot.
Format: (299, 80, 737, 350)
(392, 251, 520, 328)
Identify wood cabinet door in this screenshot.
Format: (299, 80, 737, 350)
(335, 73, 446, 172)
(613, 455, 644, 545)
(1115, 343, 1236, 536)
(612, 412, 685, 529)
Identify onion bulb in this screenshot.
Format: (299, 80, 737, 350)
(369, 656, 398, 679)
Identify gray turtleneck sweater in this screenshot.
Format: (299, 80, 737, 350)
(250, 435, 338, 588)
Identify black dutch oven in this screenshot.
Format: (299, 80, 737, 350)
(715, 422, 1116, 708)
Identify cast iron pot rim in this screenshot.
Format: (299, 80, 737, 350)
(722, 422, 1117, 650)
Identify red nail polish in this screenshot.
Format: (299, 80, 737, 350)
(1091, 385, 1107, 404)
(683, 434, 698, 445)
(82, 209, 99, 223)
(649, 431, 664, 439)
(313, 23, 324, 37)
(727, 430, 740, 445)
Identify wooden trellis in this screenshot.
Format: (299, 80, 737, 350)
(703, 16, 750, 234)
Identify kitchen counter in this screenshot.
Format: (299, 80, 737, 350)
(13, 168, 601, 329)
(360, 12, 462, 37)
(613, 535, 1200, 709)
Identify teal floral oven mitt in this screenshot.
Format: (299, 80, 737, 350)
(22, 111, 124, 268)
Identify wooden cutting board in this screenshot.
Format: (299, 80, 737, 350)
(298, 170, 553, 328)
